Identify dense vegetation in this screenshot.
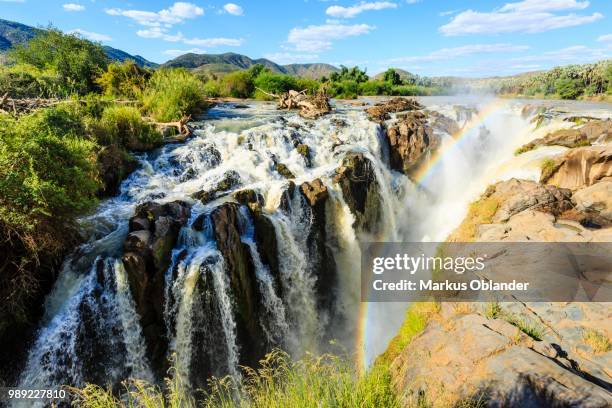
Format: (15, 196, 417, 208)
(0, 29, 204, 370)
(495, 60, 612, 100)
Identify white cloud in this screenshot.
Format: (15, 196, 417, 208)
(63, 3, 85, 11)
(287, 23, 374, 52)
(439, 10, 458, 17)
(440, 0, 602, 36)
(163, 48, 205, 56)
(598, 34, 612, 42)
(264, 52, 320, 64)
(184, 37, 243, 47)
(389, 43, 530, 63)
(326, 1, 396, 18)
(223, 3, 243, 16)
(68, 29, 112, 42)
(105, 2, 203, 27)
(137, 28, 243, 47)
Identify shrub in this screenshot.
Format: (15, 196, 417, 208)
(219, 70, 255, 98)
(141, 68, 206, 122)
(94, 105, 161, 150)
(328, 80, 360, 99)
(9, 28, 108, 95)
(96, 60, 150, 99)
(359, 80, 392, 96)
(583, 329, 611, 353)
(203, 80, 222, 97)
(253, 72, 298, 98)
(295, 78, 321, 94)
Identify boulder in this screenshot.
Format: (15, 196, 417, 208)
(390, 312, 612, 408)
(572, 181, 612, 222)
(540, 146, 612, 190)
(365, 97, 423, 122)
(385, 111, 434, 174)
(333, 153, 382, 234)
(121, 200, 191, 376)
(428, 111, 460, 136)
(296, 143, 312, 167)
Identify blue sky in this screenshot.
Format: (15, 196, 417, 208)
(2, 0, 611, 77)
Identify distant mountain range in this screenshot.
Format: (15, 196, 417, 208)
(162, 52, 339, 79)
(0, 18, 338, 78)
(0, 18, 158, 68)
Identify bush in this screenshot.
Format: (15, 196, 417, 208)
(141, 68, 206, 122)
(328, 80, 360, 99)
(359, 80, 392, 96)
(253, 72, 298, 98)
(9, 28, 108, 96)
(203, 80, 221, 97)
(219, 70, 255, 98)
(94, 105, 162, 150)
(96, 60, 150, 99)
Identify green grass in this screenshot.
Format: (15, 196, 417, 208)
(141, 68, 207, 122)
(377, 302, 440, 366)
(93, 105, 162, 151)
(449, 196, 499, 242)
(72, 350, 400, 408)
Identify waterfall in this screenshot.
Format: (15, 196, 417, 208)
(17, 97, 596, 394)
(237, 206, 290, 346)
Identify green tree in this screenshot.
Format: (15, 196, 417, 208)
(9, 28, 108, 95)
(555, 77, 584, 99)
(383, 68, 402, 85)
(96, 60, 151, 98)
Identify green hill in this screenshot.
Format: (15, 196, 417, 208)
(163, 52, 338, 79)
(0, 18, 157, 68)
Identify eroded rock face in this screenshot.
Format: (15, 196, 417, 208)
(209, 203, 267, 368)
(365, 97, 423, 122)
(390, 311, 612, 408)
(572, 181, 612, 223)
(517, 119, 611, 153)
(121, 200, 191, 376)
(385, 111, 433, 174)
(333, 153, 382, 234)
(540, 146, 612, 190)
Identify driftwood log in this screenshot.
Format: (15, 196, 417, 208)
(0, 95, 139, 116)
(147, 115, 193, 143)
(257, 88, 332, 119)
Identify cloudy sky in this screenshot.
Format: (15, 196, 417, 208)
(2, 0, 612, 77)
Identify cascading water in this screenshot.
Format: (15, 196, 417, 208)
(16, 96, 607, 398)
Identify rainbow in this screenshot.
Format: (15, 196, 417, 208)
(354, 98, 512, 372)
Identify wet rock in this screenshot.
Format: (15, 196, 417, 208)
(296, 143, 312, 167)
(121, 200, 191, 376)
(193, 170, 241, 204)
(330, 118, 347, 128)
(233, 189, 265, 212)
(275, 163, 295, 179)
(540, 146, 612, 190)
(251, 211, 281, 294)
(385, 110, 433, 174)
(299, 178, 328, 207)
(96, 145, 138, 197)
(297, 179, 337, 314)
(333, 153, 382, 234)
(365, 97, 423, 122)
(428, 110, 460, 136)
(390, 312, 612, 408)
(210, 203, 266, 368)
(516, 119, 611, 153)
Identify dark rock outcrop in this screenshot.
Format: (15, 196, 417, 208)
(297, 179, 337, 313)
(209, 203, 267, 368)
(385, 111, 433, 174)
(333, 153, 382, 234)
(121, 200, 191, 376)
(365, 97, 423, 122)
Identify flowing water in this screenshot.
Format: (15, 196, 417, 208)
(15, 97, 612, 398)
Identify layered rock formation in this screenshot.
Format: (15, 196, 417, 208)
(516, 119, 611, 153)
